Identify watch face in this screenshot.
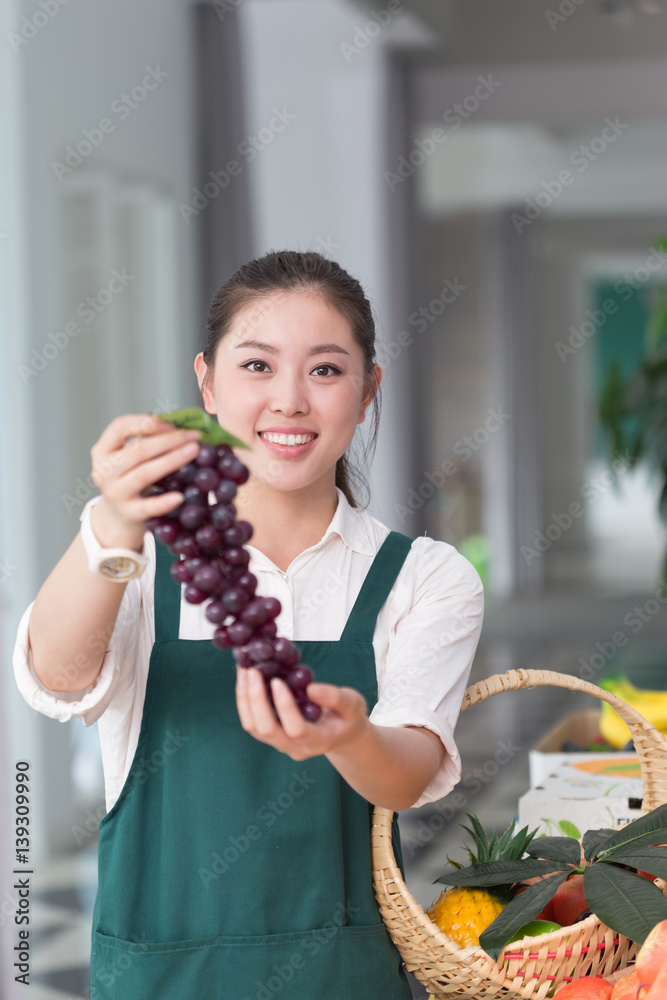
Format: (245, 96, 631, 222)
(99, 556, 141, 581)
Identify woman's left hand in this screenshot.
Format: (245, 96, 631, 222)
(235, 666, 370, 760)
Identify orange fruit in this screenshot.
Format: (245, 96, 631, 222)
(555, 977, 612, 998)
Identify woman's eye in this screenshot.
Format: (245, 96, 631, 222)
(312, 364, 341, 377)
(242, 360, 270, 373)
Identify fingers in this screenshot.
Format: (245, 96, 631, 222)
(270, 677, 310, 739)
(305, 682, 367, 718)
(236, 668, 283, 741)
(92, 413, 174, 455)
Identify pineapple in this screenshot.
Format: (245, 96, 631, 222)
(427, 814, 538, 948)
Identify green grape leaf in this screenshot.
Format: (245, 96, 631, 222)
(155, 408, 250, 449)
(583, 863, 667, 945)
(525, 837, 581, 866)
(479, 871, 571, 962)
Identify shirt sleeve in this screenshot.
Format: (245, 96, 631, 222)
(369, 536, 484, 809)
(11, 496, 145, 727)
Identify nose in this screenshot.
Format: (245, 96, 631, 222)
(268, 369, 310, 416)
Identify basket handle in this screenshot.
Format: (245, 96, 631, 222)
(459, 668, 667, 813)
(373, 668, 667, 839)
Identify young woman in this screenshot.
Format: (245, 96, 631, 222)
(15, 250, 484, 999)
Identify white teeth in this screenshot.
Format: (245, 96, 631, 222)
(261, 432, 315, 446)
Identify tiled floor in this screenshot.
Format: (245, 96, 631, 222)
(26, 588, 667, 999)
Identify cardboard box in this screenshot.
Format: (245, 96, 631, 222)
(529, 709, 635, 787)
(518, 757, 644, 839)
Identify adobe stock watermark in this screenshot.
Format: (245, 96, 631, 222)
(18, 267, 135, 384)
(51, 67, 169, 181)
(179, 107, 296, 223)
(520, 452, 631, 567)
(340, 0, 415, 62)
(213, 0, 244, 20)
(556, 245, 667, 362)
(384, 75, 502, 192)
(198, 769, 316, 887)
(394, 407, 511, 523)
(238, 900, 361, 1000)
(578, 580, 667, 682)
(376, 277, 468, 373)
(402, 738, 522, 856)
(8, 0, 77, 54)
(546, 0, 588, 31)
(511, 117, 629, 233)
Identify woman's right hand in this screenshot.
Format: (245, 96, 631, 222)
(88, 413, 201, 550)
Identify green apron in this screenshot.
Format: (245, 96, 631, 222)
(90, 530, 415, 1000)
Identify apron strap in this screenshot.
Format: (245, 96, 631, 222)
(339, 531, 413, 643)
(154, 538, 181, 643)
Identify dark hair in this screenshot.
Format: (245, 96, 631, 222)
(200, 249, 381, 508)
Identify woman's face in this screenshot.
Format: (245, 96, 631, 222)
(194, 291, 380, 495)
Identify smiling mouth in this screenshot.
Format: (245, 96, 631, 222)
(258, 432, 318, 447)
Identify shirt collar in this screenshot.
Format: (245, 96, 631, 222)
(320, 487, 376, 556)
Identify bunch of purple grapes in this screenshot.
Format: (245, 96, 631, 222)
(145, 442, 321, 721)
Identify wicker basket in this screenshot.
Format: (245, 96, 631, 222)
(371, 668, 667, 998)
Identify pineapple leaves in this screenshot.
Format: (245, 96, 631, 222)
(479, 871, 571, 962)
(583, 863, 667, 946)
(155, 408, 250, 449)
(525, 837, 581, 866)
(433, 858, 562, 888)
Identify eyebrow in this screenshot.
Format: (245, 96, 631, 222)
(234, 339, 350, 356)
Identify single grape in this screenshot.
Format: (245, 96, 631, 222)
(225, 546, 249, 568)
(215, 479, 237, 504)
(258, 660, 282, 681)
(170, 561, 192, 584)
(240, 599, 268, 628)
(300, 701, 322, 722)
(178, 503, 208, 531)
(183, 485, 206, 506)
(193, 564, 224, 594)
(193, 467, 220, 493)
(222, 587, 249, 614)
(259, 620, 278, 638)
(219, 453, 249, 484)
(285, 665, 313, 692)
(216, 444, 231, 458)
(236, 520, 254, 544)
(212, 625, 231, 649)
(227, 621, 253, 646)
(222, 522, 245, 546)
(195, 523, 223, 554)
(232, 645, 252, 667)
(171, 534, 200, 558)
(195, 443, 218, 466)
(273, 637, 299, 665)
(263, 597, 281, 620)
(163, 474, 182, 493)
(184, 584, 208, 604)
(209, 503, 234, 531)
(236, 571, 257, 595)
(205, 599, 228, 624)
(154, 522, 180, 546)
(247, 637, 274, 662)
(175, 461, 197, 485)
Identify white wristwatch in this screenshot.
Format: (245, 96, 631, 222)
(80, 500, 149, 582)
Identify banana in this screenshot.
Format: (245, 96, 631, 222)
(599, 674, 667, 749)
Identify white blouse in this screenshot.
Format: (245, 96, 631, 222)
(13, 488, 484, 812)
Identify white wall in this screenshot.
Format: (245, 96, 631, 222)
(3, 0, 201, 860)
(237, 0, 421, 526)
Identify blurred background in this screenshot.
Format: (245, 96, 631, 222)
(3, 0, 667, 996)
